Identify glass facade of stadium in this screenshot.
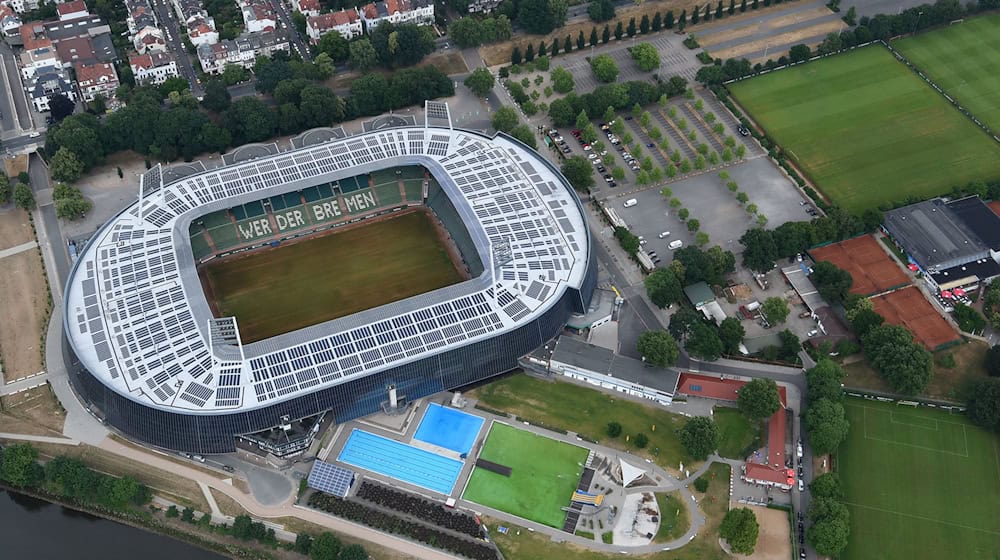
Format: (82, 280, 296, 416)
(65, 254, 595, 454)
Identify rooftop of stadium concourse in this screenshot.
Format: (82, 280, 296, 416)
(64, 125, 592, 415)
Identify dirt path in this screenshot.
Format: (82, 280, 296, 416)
(709, 20, 843, 60)
(0, 248, 48, 381)
(699, 6, 834, 47)
(734, 505, 791, 560)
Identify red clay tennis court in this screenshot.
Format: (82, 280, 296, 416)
(809, 235, 910, 296)
(871, 287, 960, 350)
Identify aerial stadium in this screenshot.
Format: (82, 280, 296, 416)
(62, 105, 596, 454)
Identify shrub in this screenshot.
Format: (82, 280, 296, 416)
(694, 476, 709, 492)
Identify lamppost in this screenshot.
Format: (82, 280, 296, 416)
(913, 10, 924, 35)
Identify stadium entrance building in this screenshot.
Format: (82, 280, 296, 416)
(63, 107, 596, 454)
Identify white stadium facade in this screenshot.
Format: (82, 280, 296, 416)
(63, 108, 597, 454)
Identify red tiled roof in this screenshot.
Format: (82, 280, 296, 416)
(766, 401, 786, 466)
(295, 0, 320, 11)
(20, 22, 50, 51)
(989, 200, 1000, 218)
(57, 0, 88, 16)
(361, 3, 377, 18)
(745, 462, 791, 485)
(75, 61, 116, 84)
(129, 53, 153, 69)
(331, 8, 359, 25)
(677, 373, 787, 405)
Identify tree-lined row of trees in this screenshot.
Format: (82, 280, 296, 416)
(807, 472, 850, 556)
(548, 77, 687, 127)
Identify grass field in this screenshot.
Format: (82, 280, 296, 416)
(729, 45, 1000, 212)
(470, 374, 694, 471)
(201, 211, 463, 342)
(463, 422, 588, 528)
(484, 463, 732, 560)
(839, 398, 1000, 559)
(714, 407, 762, 459)
(654, 492, 690, 543)
(894, 14, 1000, 134)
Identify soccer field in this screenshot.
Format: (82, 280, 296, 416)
(200, 210, 464, 342)
(839, 399, 1000, 560)
(729, 46, 1000, 213)
(463, 422, 588, 528)
(894, 15, 1000, 134)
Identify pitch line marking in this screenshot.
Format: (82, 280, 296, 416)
(846, 402, 971, 427)
(861, 435, 970, 458)
(889, 411, 939, 431)
(843, 501, 1000, 537)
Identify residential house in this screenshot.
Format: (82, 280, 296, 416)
(133, 25, 167, 53)
(291, 0, 320, 17)
(171, 0, 206, 22)
(240, 0, 277, 34)
(27, 66, 75, 111)
(130, 51, 179, 85)
(467, 0, 502, 13)
(197, 30, 288, 74)
(18, 21, 57, 79)
(186, 14, 218, 46)
(75, 61, 118, 102)
(0, 4, 21, 36)
(306, 8, 362, 43)
(359, 0, 434, 32)
(3, 0, 39, 14)
(56, 0, 88, 21)
(124, 0, 158, 36)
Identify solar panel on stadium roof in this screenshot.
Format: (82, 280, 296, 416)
(307, 461, 355, 498)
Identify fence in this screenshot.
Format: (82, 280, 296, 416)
(842, 387, 966, 412)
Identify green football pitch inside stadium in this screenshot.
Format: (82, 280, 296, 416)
(729, 45, 1000, 213)
(894, 14, 1000, 134)
(839, 398, 1000, 560)
(463, 422, 589, 529)
(200, 211, 464, 342)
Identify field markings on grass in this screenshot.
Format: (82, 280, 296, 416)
(843, 501, 1000, 537)
(859, 405, 969, 458)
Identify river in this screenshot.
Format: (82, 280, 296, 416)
(0, 489, 226, 560)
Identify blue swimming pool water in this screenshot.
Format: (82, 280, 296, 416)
(413, 403, 485, 455)
(337, 429, 463, 495)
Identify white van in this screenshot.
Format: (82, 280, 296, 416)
(658, 231, 671, 239)
(623, 198, 638, 208)
(668, 240, 683, 250)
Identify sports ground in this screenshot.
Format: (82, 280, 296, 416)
(809, 235, 910, 296)
(894, 14, 1000, 133)
(729, 45, 1000, 212)
(462, 422, 588, 528)
(200, 210, 464, 342)
(839, 398, 1000, 559)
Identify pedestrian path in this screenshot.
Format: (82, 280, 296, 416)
(0, 240, 37, 260)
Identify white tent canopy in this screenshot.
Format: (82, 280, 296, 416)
(620, 457, 648, 487)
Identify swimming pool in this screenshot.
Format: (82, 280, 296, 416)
(337, 429, 463, 495)
(413, 403, 485, 455)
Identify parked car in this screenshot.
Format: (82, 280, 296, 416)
(738, 125, 751, 136)
(561, 146, 571, 153)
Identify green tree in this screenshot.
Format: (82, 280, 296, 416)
(809, 472, 843, 500)
(805, 359, 845, 404)
(349, 38, 378, 70)
(687, 322, 723, 361)
(294, 534, 314, 555)
(811, 261, 853, 306)
(590, 54, 619, 83)
(966, 377, 1000, 432)
(0, 173, 9, 204)
(789, 43, 812, 63)
(449, 16, 483, 47)
(720, 507, 759, 555)
(518, 0, 568, 34)
(761, 296, 789, 324)
(13, 183, 34, 210)
(645, 268, 682, 308)
(464, 68, 495, 97)
(588, 0, 615, 22)
(808, 516, 850, 557)
(718, 316, 745, 355)
(0, 443, 41, 487)
(986, 345, 1000, 377)
(677, 416, 719, 459)
(53, 183, 92, 220)
(492, 106, 519, 132)
(848, 307, 884, 338)
(637, 330, 680, 367)
(863, 324, 932, 395)
(310, 532, 342, 560)
(201, 79, 231, 113)
(606, 421, 623, 437)
(339, 544, 369, 560)
(221, 63, 249, 86)
(737, 378, 781, 421)
(739, 228, 777, 273)
(629, 42, 660, 71)
(50, 147, 85, 183)
(687, 218, 700, 232)
(953, 303, 986, 333)
(509, 124, 537, 149)
(805, 398, 850, 454)
(634, 432, 649, 448)
(318, 31, 350, 61)
(561, 155, 595, 191)
(181, 507, 195, 522)
(166, 505, 179, 518)
(551, 66, 575, 93)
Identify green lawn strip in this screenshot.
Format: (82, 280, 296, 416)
(462, 422, 588, 528)
(470, 374, 694, 471)
(893, 14, 1000, 133)
(653, 492, 690, 543)
(713, 407, 761, 459)
(729, 45, 1000, 213)
(839, 398, 1000, 559)
(202, 211, 462, 342)
(575, 530, 595, 540)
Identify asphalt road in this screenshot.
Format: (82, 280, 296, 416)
(0, 42, 33, 136)
(268, 0, 312, 61)
(150, 0, 204, 97)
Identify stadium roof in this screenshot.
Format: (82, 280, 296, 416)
(64, 126, 590, 414)
(882, 198, 993, 271)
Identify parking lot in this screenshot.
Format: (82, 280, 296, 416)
(556, 32, 704, 93)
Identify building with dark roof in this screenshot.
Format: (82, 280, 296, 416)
(548, 336, 679, 405)
(882, 197, 1000, 290)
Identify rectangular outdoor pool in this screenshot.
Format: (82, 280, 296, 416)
(337, 429, 463, 495)
(413, 403, 485, 455)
